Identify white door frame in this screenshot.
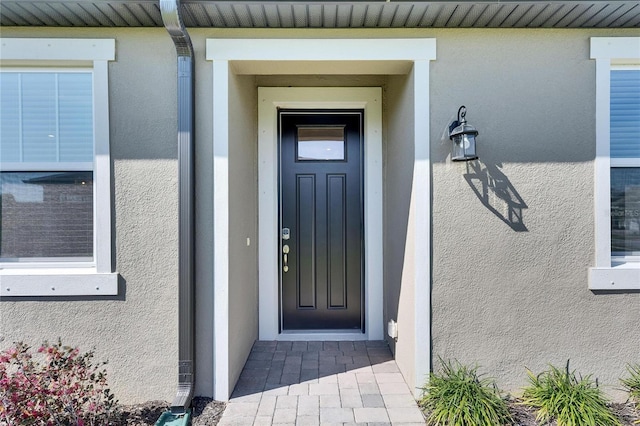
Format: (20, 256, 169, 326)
(258, 87, 383, 341)
(206, 37, 435, 399)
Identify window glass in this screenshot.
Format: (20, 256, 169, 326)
(58, 73, 94, 162)
(611, 168, 640, 256)
(0, 172, 93, 260)
(0, 73, 20, 162)
(0, 71, 94, 262)
(610, 68, 640, 257)
(0, 72, 93, 163)
(611, 70, 640, 158)
(297, 126, 345, 161)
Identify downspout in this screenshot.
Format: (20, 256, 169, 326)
(159, 0, 195, 415)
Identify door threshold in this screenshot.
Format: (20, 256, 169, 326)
(277, 330, 367, 341)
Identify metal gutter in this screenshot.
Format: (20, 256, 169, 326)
(159, 0, 196, 415)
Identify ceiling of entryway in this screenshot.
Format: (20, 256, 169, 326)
(1, 0, 638, 28)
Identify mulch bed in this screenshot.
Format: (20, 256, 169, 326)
(420, 398, 639, 426)
(500, 398, 637, 426)
(116, 397, 226, 426)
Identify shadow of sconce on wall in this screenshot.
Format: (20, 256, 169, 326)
(464, 161, 529, 232)
(447, 106, 528, 232)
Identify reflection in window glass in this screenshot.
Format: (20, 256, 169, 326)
(611, 168, 640, 256)
(297, 126, 345, 161)
(0, 172, 93, 260)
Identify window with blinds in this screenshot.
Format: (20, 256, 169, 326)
(611, 69, 640, 159)
(0, 70, 94, 261)
(610, 68, 640, 257)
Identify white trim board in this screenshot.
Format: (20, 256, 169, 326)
(589, 37, 640, 290)
(257, 87, 383, 343)
(207, 37, 436, 400)
(0, 38, 115, 62)
(0, 38, 117, 297)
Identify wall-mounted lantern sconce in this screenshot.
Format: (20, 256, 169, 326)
(449, 105, 479, 161)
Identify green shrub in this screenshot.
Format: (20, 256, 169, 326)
(621, 363, 640, 410)
(521, 360, 620, 426)
(418, 358, 512, 426)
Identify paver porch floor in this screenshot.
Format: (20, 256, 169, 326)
(218, 340, 425, 426)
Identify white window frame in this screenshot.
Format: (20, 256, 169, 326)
(0, 38, 118, 296)
(589, 37, 640, 290)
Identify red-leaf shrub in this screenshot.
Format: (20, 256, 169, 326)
(0, 340, 119, 425)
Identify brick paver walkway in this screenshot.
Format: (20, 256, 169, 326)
(218, 340, 425, 426)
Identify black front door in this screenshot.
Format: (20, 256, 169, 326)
(279, 110, 364, 331)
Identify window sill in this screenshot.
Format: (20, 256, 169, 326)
(0, 269, 119, 297)
(589, 264, 640, 290)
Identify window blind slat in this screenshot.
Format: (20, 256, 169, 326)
(59, 73, 93, 162)
(0, 71, 93, 164)
(611, 70, 640, 159)
(0, 73, 21, 163)
(21, 73, 57, 162)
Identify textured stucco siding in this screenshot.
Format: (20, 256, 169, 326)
(0, 28, 180, 404)
(1, 27, 639, 405)
(227, 71, 259, 392)
(384, 71, 418, 391)
(429, 29, 640, 401)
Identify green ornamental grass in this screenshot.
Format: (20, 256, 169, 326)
(621, 363, 640, 409)
(621, 363, 640, 424)
(521, 360, 620, 426)
(419, 358, 512, 426)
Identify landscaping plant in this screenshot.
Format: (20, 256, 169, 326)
(620, 363, 640, 423)
(419, 358, 512, 426)
(0, 340, 119, 425)
(521, 360, 620, 426)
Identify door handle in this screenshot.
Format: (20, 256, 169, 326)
(283, 244, 290, 272)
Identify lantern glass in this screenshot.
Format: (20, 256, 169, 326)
(463, 133, 476, 158)
(452, 134, 464, 160)
(452, 133, 477, 161)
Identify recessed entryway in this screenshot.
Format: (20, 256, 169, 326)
(258, 87, 383, 342)
(207, 37, 435, 399)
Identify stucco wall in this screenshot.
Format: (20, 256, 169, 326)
(0, 27, 179, 404)
(227, 71, 259, 391)
(1, 27, 638, 405)
(429, 29, 640, 400)
(384, 71, 419, 391)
